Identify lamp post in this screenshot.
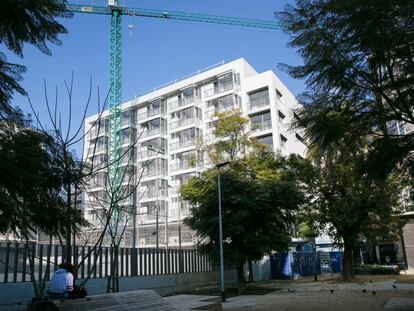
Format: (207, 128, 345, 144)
(216, 161, 230, 303)
(147, 144, 165, 274)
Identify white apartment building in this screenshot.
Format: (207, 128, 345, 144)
(83, 58, 307, 248)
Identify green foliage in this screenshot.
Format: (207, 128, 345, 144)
(0, 127, 87, 239)
(0, 0, 71, 120)
(278, 0, 414, 179)
(206, 110, 266, 164)
(181, 155, 304, 268)
(296, 150, 404, 280)
(317, 157, 403, 246)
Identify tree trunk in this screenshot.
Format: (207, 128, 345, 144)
(107, 247, 119, 293)
(312, 239, 318, 281)
(65, 180, 72, 264)
(237, 261, 246, 294)
(342, 241, 355, 281)
(248, 260, 253, 283)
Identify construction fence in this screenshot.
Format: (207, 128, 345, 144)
(270, 251, 342, 279)
(0, 241, 213, 283)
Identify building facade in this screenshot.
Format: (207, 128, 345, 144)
(83, 58, 307, 248)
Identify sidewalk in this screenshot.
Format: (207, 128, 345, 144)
(3, 275, 414, 310)
(166, 274, 414, 311)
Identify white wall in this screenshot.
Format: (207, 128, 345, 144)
(0, 270, 237, 306)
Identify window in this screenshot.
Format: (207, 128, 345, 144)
(295, 133, 305, 144)
(257, 134, 273, 151)
(216, 72, 233, 92)
(249, 88, 269, 109)
(276, 89, 283, 101)
(280, 135, 287, 149)
(250, 112, 271, 131)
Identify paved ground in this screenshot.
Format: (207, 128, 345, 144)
(165, 274, 414, 311)
(3, 274, 414, 310)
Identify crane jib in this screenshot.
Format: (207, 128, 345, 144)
(65, 4, 281, 30)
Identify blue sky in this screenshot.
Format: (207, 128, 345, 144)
(5, 0, 304, 155)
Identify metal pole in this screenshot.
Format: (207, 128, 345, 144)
(156, 206, 159, 252)
(218, 169, 225, 303)
(178, 199, 182, 251)
(313, 237, 317, 281)
(165, 202, 168, 250)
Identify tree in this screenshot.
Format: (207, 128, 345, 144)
(181, 110, 304, 292)
(0, 125, 85, 239)
(206, 110, 258, 163)
(277, 0, 414, 178)
(0, 0, 71, 121)
(299, 151, 404, 281)
(181, 156, 304, 292)
(0, 0, 75, 258)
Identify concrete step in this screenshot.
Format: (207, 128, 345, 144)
(55, 290, 176, 311)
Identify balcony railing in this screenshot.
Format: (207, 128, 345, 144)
(169, 97, 196, 110)
(89, 129, 107, 140)
(169, 117, 199, 130)
(205, 102, 237, 117)
(88, 144, 107, 154)
(121, 118, 135, 127)
(249, 97, 270, 110)
(252, 120, 272, 132)
(140, 127, 163, 138)
(144, 169, 167, 178)
(169, 161, 195, 172)
(278, 122, 288, 132)
(139, 189, 168, 200)
(204, 81, 233, 98)
(169, 138, 196, 151)
(137, 108, 162, 121)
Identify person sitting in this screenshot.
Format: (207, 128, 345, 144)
(48, 263, 74, 299)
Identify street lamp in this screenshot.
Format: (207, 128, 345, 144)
(216, 161, 230, 303)
(147, 144, 165, 274)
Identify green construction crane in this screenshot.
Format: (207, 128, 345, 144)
(66, 0, 280, 235)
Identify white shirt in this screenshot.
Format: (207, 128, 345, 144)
(49, 268, 74, 293)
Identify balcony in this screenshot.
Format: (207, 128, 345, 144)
(249, 97, 270, 110)
(89, 128, 107, 140)
(137, 108, 162, 121)
(205, 102, 237, 118)
(278, 122, 289, 133)
(121, 117, 135, 128)
(139, 189, 168, 200)
(169, 117, 199, 130)
(140, 127, 162, 138)
(144, 169, 167, 178)
(120, 152, 135, 165)
(169, 138, 196, 151)
(169, 96, 196, 110)
(88, 143, 107, 155)
(169, 161, 196, 172)
(252, 120, 272, 132)
(204, 81, 233, 98)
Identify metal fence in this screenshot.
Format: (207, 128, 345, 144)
(0, 241, 213, 283)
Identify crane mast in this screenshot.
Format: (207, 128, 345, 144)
(108, 2, 122, 236)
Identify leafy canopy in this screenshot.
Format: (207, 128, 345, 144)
(181, 110, 305, 269)
(181, 155, 304, 266)
(278, 0, 414, 178)
(0, 0, 71, 121)
(0, 127, 87, 238)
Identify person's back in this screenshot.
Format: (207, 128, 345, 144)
(48, 264, 74, 299)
